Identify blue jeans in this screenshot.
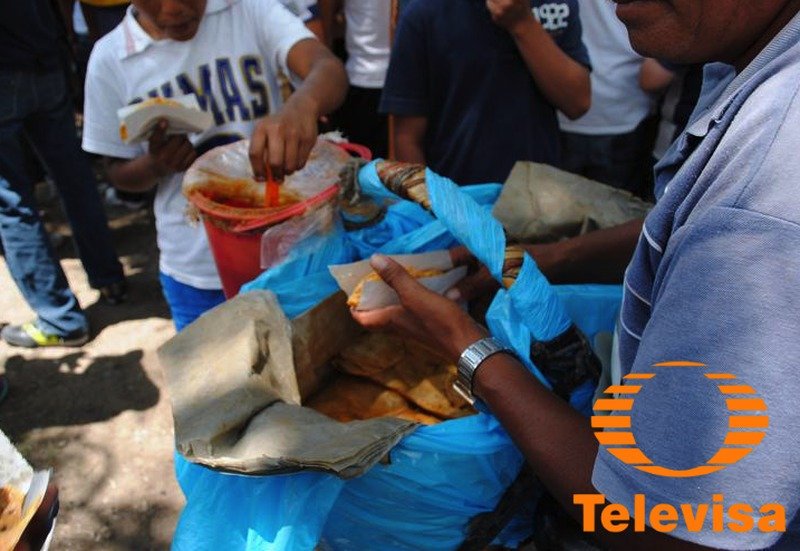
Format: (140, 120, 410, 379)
(159, 273, 226, 331)
(0, 68, 124, 335)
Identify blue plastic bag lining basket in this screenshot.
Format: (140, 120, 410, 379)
(172, 161, 623, 551)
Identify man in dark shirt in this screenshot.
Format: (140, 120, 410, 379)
(380, 0, 591, 184)
(0, 1, 125, 348)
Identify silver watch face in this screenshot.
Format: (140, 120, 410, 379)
(456, 338, 509, 399)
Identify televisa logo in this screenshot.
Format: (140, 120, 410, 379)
(574, 361, 786, 534)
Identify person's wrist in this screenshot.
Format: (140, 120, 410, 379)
(144, 153, 168, 179)
(527, 241, 569, 282)
(471, 351, 517, 400)
(507, 12, 538, 40)
(286, 91, 321, 121)
(448, 322, 490, 364)
(555, 237, 580, 280)
(456, 337, 519, 401)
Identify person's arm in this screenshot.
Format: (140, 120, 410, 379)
(305, 19, 326, 42)
(393, 116, 427, 164)
(486, 0, 590, 119)
(379, 3, 431, 160)
(105, 120, 197, 193)
(535, 217, 643, 283)
(450, 218, 644, 302)
(640, 58, 676, 93)
(249, 38, 347, 180)
(352, 255, 712, 551)
(316, 0, 342, 47)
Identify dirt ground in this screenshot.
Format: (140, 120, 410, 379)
(0, 200, 183, 550)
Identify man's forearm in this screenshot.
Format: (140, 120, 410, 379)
(508, 17, 591, 119)
(533, 218, 644, 284)
(288, 44, 348, 118)
(474, 355, 710, 550)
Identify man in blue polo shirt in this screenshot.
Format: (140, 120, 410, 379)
(355, 0, 800, 547)
(380, 0, 591, 185)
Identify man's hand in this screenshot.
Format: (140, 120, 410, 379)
(249, 93, 320, 182)
(147, 120, 197, 178)
(351, 255, 488, 362)
(486, 0, 535, 34)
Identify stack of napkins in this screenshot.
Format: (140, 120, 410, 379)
(189, 402, 416, 478)
(158, 291, 418, 479)
(117, 95, 213, 145)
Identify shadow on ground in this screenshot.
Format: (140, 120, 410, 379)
(83, 271, 171, 336)
(1, 177, 182, 549)
(0, 350, 160, 436)
(14, 431, 175, 551)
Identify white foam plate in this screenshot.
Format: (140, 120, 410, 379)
(117, 94, 213, 145)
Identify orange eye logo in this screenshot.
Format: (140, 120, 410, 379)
(592, 361, 769, 478)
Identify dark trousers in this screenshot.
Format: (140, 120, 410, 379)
(331, 86, 388, 159)
(560, 116, 657, 199)
(0, 67, 123, 334)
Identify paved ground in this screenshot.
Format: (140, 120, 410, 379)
(0, 203, 183, 550)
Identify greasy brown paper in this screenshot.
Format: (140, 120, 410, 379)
(493, 162, 652, 243)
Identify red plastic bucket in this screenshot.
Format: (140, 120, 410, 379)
(187, 142, 372, 298)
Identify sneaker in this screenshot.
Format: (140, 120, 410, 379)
(99, 280, 128, 305)
(0, 323, 89, 348)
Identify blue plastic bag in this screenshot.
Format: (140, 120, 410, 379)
(172, 162, 623, 551)
(174, 457, 345, 551)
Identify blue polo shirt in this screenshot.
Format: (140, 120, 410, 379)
(593, 12, 800, 549)
(380, 0, 589, 185)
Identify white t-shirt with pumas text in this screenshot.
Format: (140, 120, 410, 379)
(82, 0, 314, 289)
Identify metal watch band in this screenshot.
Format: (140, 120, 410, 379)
(454, 337, 513, 403)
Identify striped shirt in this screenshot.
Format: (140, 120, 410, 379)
(593, 11, 800, 549)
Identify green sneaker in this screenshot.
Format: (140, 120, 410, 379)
(0, 322, 89, 348)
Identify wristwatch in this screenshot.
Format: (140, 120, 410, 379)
(454, 337, 514, 403)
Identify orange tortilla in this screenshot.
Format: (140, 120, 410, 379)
(347, 268, 446, 308)
(0, 485, 28, 549)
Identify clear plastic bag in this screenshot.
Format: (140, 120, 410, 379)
(260, 198, 338, 269)
(183, 136, 352, 207)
